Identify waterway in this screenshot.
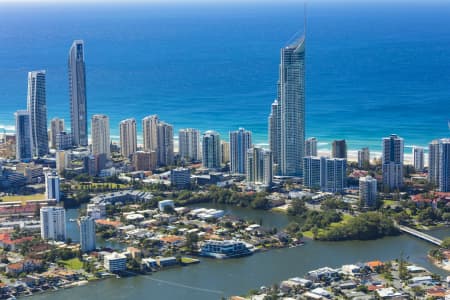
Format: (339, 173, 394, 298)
(34, 204, 449, 300)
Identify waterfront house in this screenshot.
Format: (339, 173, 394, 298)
(157, 257, 178, 267)
(200, 240, 252, 259)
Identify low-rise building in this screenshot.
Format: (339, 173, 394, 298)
(104, 252, 127, 273)
(158, 199, 175, 212)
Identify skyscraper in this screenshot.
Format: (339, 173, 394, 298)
(268, 99, 281, 168)
(79, 216, 96, 253)
(133, 151, 157, 171)
(359, 176, 378, 208)
(178, 128, 201, 161)
(439, 139, 450, 192)
(91, 114, 110, 158)
(50, 118, 64, 149)
(412, 146, 424, 171)
(323, 158, 347, 193)
(27, 70, 48, 157)
(40, 206, 66, 241)
(303, 156, 346, 193)
(45, 170, 60, 202)
(230, 128, 252, 174)
(303, 156, 322, 190)
(357, 147, 370, 169)
(119, 118, 137, 158)
(246, 147, 273, 186)
(221, 141, 230, 165)
(14, 110, 33, 160)
(429, 140, 440, 186)
(278, 37, 306, 177)
(305, 137, 317, 157)
(69, 40, 88, 147)
(157, 122, 174, 166)
(382, 134, 404, 191)
(142, 115, 159, 152)
(202, 130, 221, 169)
(332, 139, 347, 159)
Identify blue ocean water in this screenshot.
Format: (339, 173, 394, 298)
(0, 1, 450, 154)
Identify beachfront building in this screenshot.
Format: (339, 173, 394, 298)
(246, 147, 273, 186)
(15, 110, 33, 161)
(332, 139, 347, 159)
(413, 146, 424, 172)
(230, 128, 252, 175)
(221, 141, 230, 165)
(382, 134, 404, 191)
(91, 114, 110, 158)
(142, 115, 159, 152)
(269, 36, 305, 177)
(157, 122, 174, 166)
(429, 140, 440, 186)
(50, 118, 64, 149)
(45, 170, 60, 202)
(358, 147, 370, 169)
(439, 139, 450, 192)
(79, 216, 96, 253)
(269, 99, 281, 170)
(27, 70, 48, 157)
(40, 207, 66, 241)
(119, 118, 137, 159)
(178, 128, 201, 162)
(305, 137, 317, 157)
(359, 175, 378, 208)
(69, 40, 88, 147)
(202, 131, 221, 169)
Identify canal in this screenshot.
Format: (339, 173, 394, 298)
(33, 204, 449, 300)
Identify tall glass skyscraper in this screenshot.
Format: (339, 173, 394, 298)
(269, 36, 305, 177)
(382, 134, 404, 191)
(69, 40, 88, 147)
(27, 70, 48, 157)
(230, 128, 252, 175)
(14, 110, 33, 160)
(202, 130, 221, 169)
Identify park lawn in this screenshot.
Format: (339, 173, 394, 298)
(180, 257, 199, 264)
(59, 258, 84, 270)
(383, 200, 399, 207)
(303, 214, 354, 239)
(1, 193, 46, 204)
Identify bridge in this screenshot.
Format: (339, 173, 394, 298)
(398, 225, 443, 246)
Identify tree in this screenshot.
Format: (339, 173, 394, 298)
(288, 199, 306, 216)
(441, 237, 450, 249)
(185, 232, 198, 253)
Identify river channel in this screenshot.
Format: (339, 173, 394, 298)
(32, 203, 449, 300)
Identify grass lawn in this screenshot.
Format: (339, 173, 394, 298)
(303, 214, 354, 239)
(383, 200, 399, 207)
(59, 258, 84, 270)
(180, 257, 199, 264)
(1, 193, 46, 204)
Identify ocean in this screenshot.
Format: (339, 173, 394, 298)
(1, 1, 450, 155)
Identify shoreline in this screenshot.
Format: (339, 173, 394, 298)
(428, 254, 450, 272)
